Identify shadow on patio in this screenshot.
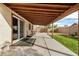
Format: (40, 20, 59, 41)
(0, 33, 77, 56)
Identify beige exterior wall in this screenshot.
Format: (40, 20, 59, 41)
(23, 19, 33, 37)
(0, 4, 12, 48)
(0, 4, 33, 48)
(33, 26, 48, 33)
(24, 21, 33, 36)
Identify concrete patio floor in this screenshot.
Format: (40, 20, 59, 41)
(0, 33, 77, 56)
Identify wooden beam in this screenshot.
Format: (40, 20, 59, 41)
(22, 15, 55, 20)
(25, 18, 51, 25)
(19, 13, 54, 19)
(9, 6, 65, 13)
(14, 10, 62, 15)
(53, 4, 79, 22)
(16, 12, 60, 18)
(6, 3, 72, 9)
(20, 14, 53, 25)
(15, 11, 60, 17)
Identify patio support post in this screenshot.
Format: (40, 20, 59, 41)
(52, 23, 54, 37)
(78, 10, 79, 56)
(46, 25, 48, 34)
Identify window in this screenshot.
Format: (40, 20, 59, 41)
(29, 24, 31, 30)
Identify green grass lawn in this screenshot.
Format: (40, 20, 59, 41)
(51, 34, 78, 54)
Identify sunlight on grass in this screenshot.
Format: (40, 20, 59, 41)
(51, 34, 78, 54)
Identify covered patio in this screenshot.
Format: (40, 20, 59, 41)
(0, 33, 76, 56)
(5, 3, 79, 25)
(0, 3, 78, 56)
(5, 3, 79, 39)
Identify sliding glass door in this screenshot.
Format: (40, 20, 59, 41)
(13, 15, 24, 40)
(20, 20, 24, 38)
(13, 17, 18, 40)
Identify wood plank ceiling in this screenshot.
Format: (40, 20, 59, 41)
(5, 3, 76, 25)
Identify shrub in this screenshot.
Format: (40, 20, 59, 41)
(71, 32, 77, 36)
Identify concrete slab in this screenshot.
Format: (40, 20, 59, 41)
(32, 33, 77, 56)
(0, 33, 77, 56)
(31, 36, 50, 56)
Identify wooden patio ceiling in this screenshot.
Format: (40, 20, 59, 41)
(5, 3, 79, 25)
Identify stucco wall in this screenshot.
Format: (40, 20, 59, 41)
(0, 4, 12, 48)
(23, 20, 31, 37)
(0, 4, 33, 48)
(27, 23, 33, 36)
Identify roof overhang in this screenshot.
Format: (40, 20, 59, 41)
(5, 3, 79, 25)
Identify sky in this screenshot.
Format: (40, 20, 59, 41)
(54, 11, 78, 27)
